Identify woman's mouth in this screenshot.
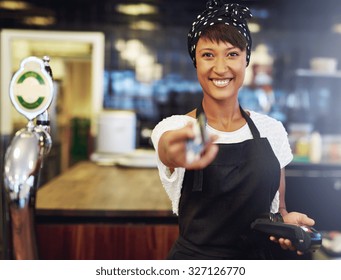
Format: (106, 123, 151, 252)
(212, 79, 231, 87)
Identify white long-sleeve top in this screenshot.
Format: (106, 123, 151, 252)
(151, 110, 293, 215)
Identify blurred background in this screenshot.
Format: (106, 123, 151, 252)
(1, 0, 341, 159)
(1, 0, 341, 260)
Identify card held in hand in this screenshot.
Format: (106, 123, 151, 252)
(186, 113, 209, 164)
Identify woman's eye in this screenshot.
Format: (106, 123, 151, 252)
(202, 52, 213, 58)
(228, 52, 239, 57)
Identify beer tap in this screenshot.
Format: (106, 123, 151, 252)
(3, 56, 54, 259)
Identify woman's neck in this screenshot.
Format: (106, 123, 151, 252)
(202, 98, 246, 132)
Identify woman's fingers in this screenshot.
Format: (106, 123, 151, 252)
(159, 122, 219, 169)
(186, 143, 218, 169)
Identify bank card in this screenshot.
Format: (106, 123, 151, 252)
(186, 113, 209, 164)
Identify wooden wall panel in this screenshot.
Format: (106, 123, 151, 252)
(36, 224, 178, 260)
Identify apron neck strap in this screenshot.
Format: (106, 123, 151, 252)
(196, 101, 261, 139)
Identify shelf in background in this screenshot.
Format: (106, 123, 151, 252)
(295, 69, 341, 78)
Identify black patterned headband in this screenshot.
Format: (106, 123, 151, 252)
(188, 0, 253, 67)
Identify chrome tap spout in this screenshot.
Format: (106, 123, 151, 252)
(2, 56, 54, 259)
(4, 122, 52, 207)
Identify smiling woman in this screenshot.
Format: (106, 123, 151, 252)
(195, 37, 246, 105)
(195, 25, 247, 106)
(150, 0, 316, 260)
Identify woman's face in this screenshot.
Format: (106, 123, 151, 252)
(195, 37, 247, 102)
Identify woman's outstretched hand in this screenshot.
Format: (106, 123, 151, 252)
(158, 122, 218, 170)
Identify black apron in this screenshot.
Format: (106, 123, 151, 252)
(168, 104, 281, 259)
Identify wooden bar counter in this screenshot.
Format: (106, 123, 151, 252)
(35, 161, 178, 260)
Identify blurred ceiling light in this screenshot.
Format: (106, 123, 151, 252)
(130, 20, 159, 31)
(332, 23, 341, 33)
(0, 0, 31, 10)
(248, 22, 261, 33)
(115, 39, 126, 52)
(135, 54, 162, 83)
(120, 39, 147, 65)
(116, 3, 158, 16)
(22, 16, 56, 26)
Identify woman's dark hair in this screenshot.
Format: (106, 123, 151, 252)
(200, 23, 247, 51)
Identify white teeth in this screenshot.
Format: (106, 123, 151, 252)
(212, 79, 230, 87)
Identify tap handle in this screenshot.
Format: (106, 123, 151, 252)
(37, 56, 53, 130)
(43, 55, 53, 80)
(9, 56, 54, 121)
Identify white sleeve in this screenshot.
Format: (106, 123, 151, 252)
(275, 122, 293, 168)
(151, 115, 195, 215)
(270, 191, 280, 213)
(251, 112, 293, 169)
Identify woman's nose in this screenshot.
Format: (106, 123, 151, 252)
(214, 57, 228, 73)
